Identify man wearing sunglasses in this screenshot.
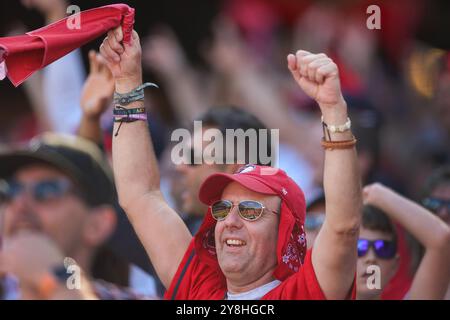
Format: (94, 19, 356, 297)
(0, 133, 148, 299)
(102, 27, 362, 299)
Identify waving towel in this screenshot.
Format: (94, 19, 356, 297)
(0, 3, 134, 87)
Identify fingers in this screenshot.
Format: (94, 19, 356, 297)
(107, 30, 124, 54)
(113, 26, 123, 43)
(287, 54, 302, 83)
(287, 54, 297, 71)
(127, 30, 140, 48)
(291, 50, 336, 84)
(132, 30, 139, 41)
(88, 50, 99, 73)
(96, 54, 113, 79)
(100, 37, 120, 63)
(309, 58, 332, 83)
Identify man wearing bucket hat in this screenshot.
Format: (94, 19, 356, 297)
(102, 27, 362, 299)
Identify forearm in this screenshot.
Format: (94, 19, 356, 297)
(370, 185, 450, 249)
(77, 115, 103, 146)
(112, 76, 161, 207)
(322, 101, 362, 233)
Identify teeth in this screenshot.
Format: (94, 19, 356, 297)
(226, 239, 246, 246)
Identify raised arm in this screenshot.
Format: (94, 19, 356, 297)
(78, 51, 115, 146)
(364, 183, 450, 299)
(100, 27, 192, 288)
(287, 50, 362, 299)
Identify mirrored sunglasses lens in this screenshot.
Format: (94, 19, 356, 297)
(238, 200, 263, 220)
(211, 201, 232, 220)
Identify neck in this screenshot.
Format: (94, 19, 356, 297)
(226, 267, 276, 294)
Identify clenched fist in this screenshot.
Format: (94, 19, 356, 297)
(100, 27, 142, 92)
(287, 50, 347, 123)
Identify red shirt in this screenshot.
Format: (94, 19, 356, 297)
(165, 241, 341, 300)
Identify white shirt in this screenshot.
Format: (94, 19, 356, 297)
(226, 280, 281, 300)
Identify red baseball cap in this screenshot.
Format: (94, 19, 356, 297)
(199, 164, 306, 224)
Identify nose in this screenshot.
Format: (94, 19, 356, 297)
(7, 187, 35, 214)
(363, 247, 378, 265)
(223, 205, 243, 229)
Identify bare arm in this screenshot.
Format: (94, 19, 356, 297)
(100, 27, 192, 289)
(288, 51, 362, 299)
(78, 51, 115, 145)
(364, 183, 450, 299)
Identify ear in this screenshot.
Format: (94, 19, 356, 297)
(82, 205, 117, 247)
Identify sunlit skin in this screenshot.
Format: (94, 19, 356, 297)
(214, 182, 280, 294)
(356, 227, 399, 300)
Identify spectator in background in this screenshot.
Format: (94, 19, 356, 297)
(423, 166, 450, 226)
(357, 183, 450, 300)
(0, 133, 157, 299)
(176, 106, 274, 234)
(422, 165, 450, 299)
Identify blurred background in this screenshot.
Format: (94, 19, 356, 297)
(0, 0, 449, 299)
(0, 0, 448, 199)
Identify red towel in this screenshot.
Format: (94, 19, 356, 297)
(0, 3, 134, 87)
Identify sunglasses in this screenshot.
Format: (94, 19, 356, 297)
(5, 179, 78, 203)
(422, 197, 450, 213)
(210, 199, 278, 221)
(357, 238, 397, 260)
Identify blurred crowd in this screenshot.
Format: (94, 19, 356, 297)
(0, 0, 449, 300)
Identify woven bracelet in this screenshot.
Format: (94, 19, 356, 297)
(321, 137, 357, 150)
(113, 82, 159, 105)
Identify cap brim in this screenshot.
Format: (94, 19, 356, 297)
(199, 172, 277, 206)
(0, 150, 80, 182)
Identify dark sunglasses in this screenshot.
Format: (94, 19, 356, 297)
(422, 197, 450, 213)
(357, 238, 397, 260)
(5, 179, 78, 203)
(210, 199, 278, 221)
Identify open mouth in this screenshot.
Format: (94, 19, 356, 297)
(225, 239, 247, 247)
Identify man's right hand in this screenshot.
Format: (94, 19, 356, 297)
(100, 27, 143, 92)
